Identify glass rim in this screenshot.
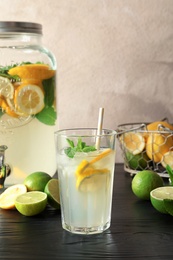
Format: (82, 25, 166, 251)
(54, 128, 117, 137)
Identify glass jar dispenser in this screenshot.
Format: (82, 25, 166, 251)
(0, 21, 57, 185)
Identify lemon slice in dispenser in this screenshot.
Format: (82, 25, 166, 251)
(14, 83, 45, 115)
(0, 76, 14, 99)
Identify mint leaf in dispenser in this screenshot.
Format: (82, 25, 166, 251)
(35, 106, 56, 126)
(42, 77, 55, 107)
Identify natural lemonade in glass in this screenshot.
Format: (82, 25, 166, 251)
(0, 22, 57, 184)
(55, 129, 116, 235)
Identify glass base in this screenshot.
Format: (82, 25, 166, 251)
(62, 222, 110, 235)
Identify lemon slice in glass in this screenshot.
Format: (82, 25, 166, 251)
(76, 167, 110, 192)
(75, 149, 112, 177)
(14, 84, 45, 115)
(0, 76, 14, 99)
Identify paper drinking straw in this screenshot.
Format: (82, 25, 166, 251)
(95, 107, 104, 150)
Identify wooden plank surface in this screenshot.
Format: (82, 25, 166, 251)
(0, 164, 173, 259)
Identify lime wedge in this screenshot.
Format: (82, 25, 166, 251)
(44, 179, 60, 209)
(15, 191, 47, 216)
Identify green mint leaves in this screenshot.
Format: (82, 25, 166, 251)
(35, 77, 57, 126)
(0, 64, 20, 82)
(166, 165, 173, 185)
(35, 106, 56, 126)
(65, 138, 96, 158)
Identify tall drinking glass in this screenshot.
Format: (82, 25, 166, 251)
(55, 128, 116, 235)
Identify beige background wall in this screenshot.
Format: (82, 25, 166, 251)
(0, 0, 173, 162)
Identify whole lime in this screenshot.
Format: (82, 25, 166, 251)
(126, 151, 150, 170)
(131, 170, 164, 200)
(24, 171, 51, 192)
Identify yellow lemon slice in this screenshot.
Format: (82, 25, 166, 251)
(6, 98, 29, 117)
(14, 84, 45, 115)
(120, 132, 145, 155)
(76, 167, 110, 192)
(75, 160, 89, 178)
(161, 151, 173, 169)
(147, 121, 173, 131)
(0, 184, 27, 209)
(8, 64, 55, 82)
(90, 148, 112, 164)
(0, 76, 14, 99)
(0, 97, 19, 118)
(146, 133, 173, 163)
(75, 148, 112, 177)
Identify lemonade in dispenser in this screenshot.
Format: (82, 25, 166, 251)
(0, 21, 57, 185)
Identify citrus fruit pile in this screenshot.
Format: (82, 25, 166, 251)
(120, 120, 173, 171)
(0, 63, 55, 118)
(131, 169, 173, 217)
(0, 171, 60, 216)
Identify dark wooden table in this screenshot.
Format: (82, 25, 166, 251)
(0, 164, 173, 259)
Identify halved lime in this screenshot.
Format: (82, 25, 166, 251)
(15, 191, 47, 216)
(44, 179, 60, 209)
(150, 186, 173, 214)
(164, 199, 173, 216)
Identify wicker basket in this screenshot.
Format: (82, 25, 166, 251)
(117, 121, 173, 177)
